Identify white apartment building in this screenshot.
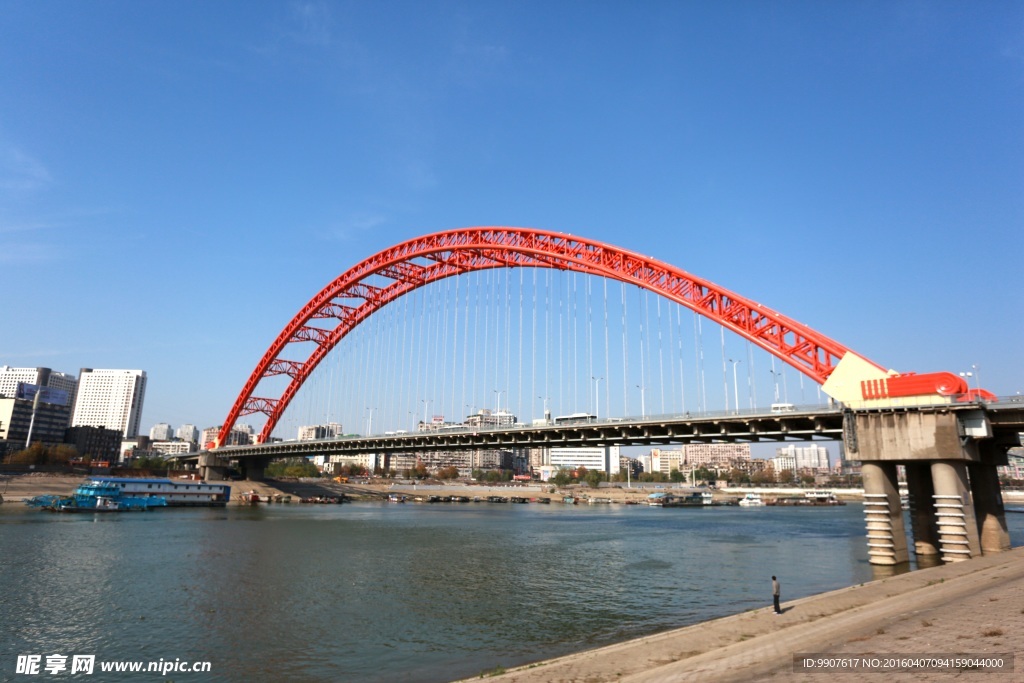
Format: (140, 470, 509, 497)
(150, 440, 194, 456)
(150, 423, 174, 441)
(0, 366, 78, 420)
(770, 453, 797, 472)
(775, 444, 830, 471)
(549, 446, 621, 475)
(70, 369, 147, 438)
(298, 422, 344, 441)
(176, 424, 199, 443)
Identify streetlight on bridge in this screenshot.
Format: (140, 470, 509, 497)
(636, 384, 646, 419)
(493, 389, 506, 414)
(592, 376, 603, 421)
(769, 369, 782, 404)
(728, 359, 741, 415)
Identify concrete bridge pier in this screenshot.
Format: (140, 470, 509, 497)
(861, 462, 909, 565)
(968, 459, 1011, 555)
(903, 462, 940, 558)
(240, 456, 270, 482)
(198, 452, 229, 481)
(851, 408, 1011, 567)
(930, 461, 981, 562)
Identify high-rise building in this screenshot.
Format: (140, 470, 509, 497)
(176, 424, 199, 444)
(0, 366, 78, 399)
(549, 446, 621, 474)
(298, 422, 344, 441)
(0, 366, 77, 426)
(149, 423, 174, 441)
(776, 444, 830, 471)
(200, 425, 253, 447)
(70, 369, 147, 438)
(0, 397, 72, 448)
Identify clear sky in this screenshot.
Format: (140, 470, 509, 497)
(2, 1, 1022, 437)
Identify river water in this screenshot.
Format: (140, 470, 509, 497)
(2, 501, 1021, 682)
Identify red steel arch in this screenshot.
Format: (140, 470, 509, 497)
(218, 227, 872, 446)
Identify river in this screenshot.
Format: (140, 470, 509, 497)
(2, 501, 1021, 682)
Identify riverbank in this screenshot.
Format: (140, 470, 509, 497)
(471, 546, 1024, 682)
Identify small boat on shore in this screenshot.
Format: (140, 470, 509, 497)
(738, 493, 764, 507)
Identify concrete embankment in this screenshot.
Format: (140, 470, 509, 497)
(470, 546, 1024, 683)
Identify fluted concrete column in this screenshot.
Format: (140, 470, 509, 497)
(861, 461, 908, 565)
(930, 461, 981, 562)
(968, 463, 1011, 554)
(904, 462, 939, 558)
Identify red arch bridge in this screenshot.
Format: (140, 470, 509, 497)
(193, 227, 1020, 567)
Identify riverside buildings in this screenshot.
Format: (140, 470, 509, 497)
(650, 444, 752, 477)
(71, 369, 147, 438)
(0, 366, 78, 411)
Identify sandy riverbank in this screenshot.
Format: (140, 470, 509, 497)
(468, 546, 1023, 683)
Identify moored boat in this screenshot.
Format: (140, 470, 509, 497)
(738, 493, 764, 507)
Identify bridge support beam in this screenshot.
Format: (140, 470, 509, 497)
(930, 461, 981, 562)
(861, 462, 909, 566)
(198, 452, 229, 481)
(904, 462, 940, 559)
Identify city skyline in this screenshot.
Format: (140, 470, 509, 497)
(2, 3, 1021, 435)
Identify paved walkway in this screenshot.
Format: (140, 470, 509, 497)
(471, 546, 1023, 683)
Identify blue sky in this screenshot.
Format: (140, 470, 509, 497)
(1, 1, 1022, 438)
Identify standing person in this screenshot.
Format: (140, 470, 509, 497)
(772, 575, 781, 614)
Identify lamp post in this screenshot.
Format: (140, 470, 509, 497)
(592, 376, 603, 421)
(959, 370, 977, 400)
(365, 407, 374, 436)
(728, 359, 741, 415)
(493, 389, 505, 414)
(636, 384, 646, 419)
(769, 369, 782, 404)
(421, 399, 431, 428)
(538, 396, 550, 423)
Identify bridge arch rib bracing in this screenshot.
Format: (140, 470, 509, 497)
(219, 227, 870, 446)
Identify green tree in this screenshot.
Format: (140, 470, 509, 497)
(728, 468, 750, 485)
(751, 470, 775, 485)
(669, 468, 686, 483)
(267, 458, 320, 478)
(693, 467, 715, 484)
(584, 469, 604, 488)
(550, 469, 572, 487)
(436, 466, 460, 480)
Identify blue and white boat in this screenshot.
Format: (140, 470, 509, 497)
(26, 477, 230, 511)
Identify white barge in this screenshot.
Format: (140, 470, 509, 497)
(85, 477, 231, 507)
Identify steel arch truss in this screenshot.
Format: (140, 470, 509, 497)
(219, 227, 865, 446)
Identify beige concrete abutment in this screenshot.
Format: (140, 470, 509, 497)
(847, 409, 1010, 566)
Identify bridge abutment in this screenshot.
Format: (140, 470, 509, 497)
(850, 408, 1010, 566)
